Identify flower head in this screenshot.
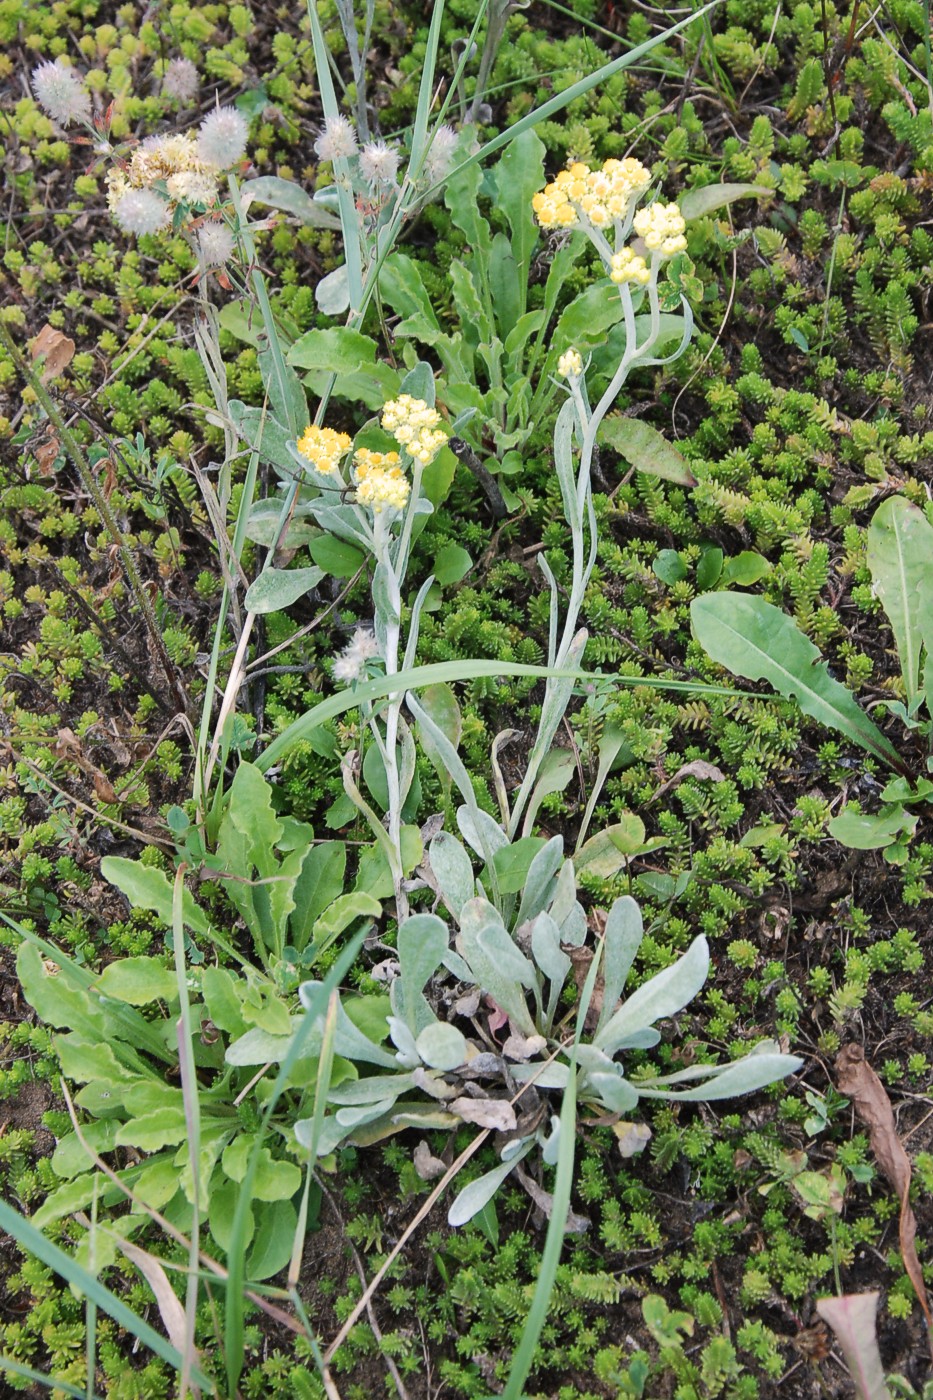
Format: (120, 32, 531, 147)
(107, 132, 221, 234)
(633, 201, 687, 256)
(197, 105, 249, 169)
(532, 156, 652, 232)
(424, 124, 458, 183)
(380, 395, 447, 465)
(31, 59, 92, 127)
(314, 115, 358, 162)
(353, 449, 410, 513)
(198, 221, 236, 267)
(610, 247, 650, 286)
(296, 425, 352, 475)
(359, 140, 400, 186)
(333, 626, 381, 684)
(557, 348, 584, 380)
(113, 188, 168, 236)
(162, 58, 199, 103)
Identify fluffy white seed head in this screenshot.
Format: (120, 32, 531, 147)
(162, 58, 199, 102)
(31, 59, 92, 127)
(198, 221, 236, 267)
(196, 105, 249, 169)
(423, 124, 458, 182)
(333, 627, 380, 683)
(313, 115, 358, 162)
(358, 140, 400, 187)
(114, 188, 168, 236)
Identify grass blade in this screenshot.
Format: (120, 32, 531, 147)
(0, 1200, 213, 1391)
(499, 946, 602, 1400)
(423, 1, 720, 198)
(257, 660, 756, 772)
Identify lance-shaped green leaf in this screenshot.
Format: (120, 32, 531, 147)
(866, 495, 933, 706)
(691, 593, 906, 772)
(599, 415, 697, 486)
(448, 1142, 534, 1227)
(678, 182, 772, 221)
(244, 564, 324, 615)
(242, 175, 341, 228)
(597, 897, 643, 1037)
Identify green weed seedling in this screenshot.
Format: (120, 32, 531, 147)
(691, 494, 933, 864)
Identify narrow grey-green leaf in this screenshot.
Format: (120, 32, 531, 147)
(243, 175, 341, 228)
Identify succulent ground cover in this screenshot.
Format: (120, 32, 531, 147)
(1, 0, 933, 1397)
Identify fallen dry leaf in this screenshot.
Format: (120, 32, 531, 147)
(648, 759, 726, 805)
(815, 1293, 891, 1400)
(412, 1140, 446, 1182)
(450, 1096, 517, 1132)
(30, 323, 75, 383)
(514, 1163, 590, 1233)
(612, 1120, 652, 1158)
(835, 1044, 933, 1357)
(501, 1032, 547, 1062)
(34, 432, 61, 475)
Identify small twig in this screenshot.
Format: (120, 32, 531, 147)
(448, 437, 508, 520)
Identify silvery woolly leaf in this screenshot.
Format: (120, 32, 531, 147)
(328, 1074, 416, 1105)
(595, 936, 710, 1056)
(514, 834, 564, 930)
(584, 1070, 640, 1114)
(549, 858, 587, 945)
(597, 895, 643, 1036)
(540, 1115, 561, 1166)
(396, 914, 450, 1035)
(415, 1021, 468, 1072)
(387, 1015, 420, 1068)
(429, 831, 475, 921)
(316, 263, 350, 316)
(510, 1061, 571, 1089)
(335, 1099, 398, 1130)
(295, 1114, 350, 1157)
(447, 1144, 532, 1227)
(635, 1052, 801, 1102)
(531, 912, 570, 986)
(456, 805, 509, 862)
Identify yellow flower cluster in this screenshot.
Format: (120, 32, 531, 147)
(296, 425, 352, 475)
(106, 133, 220, 217)
(532, 157, 653, 230)
(633, 202, 687, 256)
(610, 248, 650, 286)
(381, 395, 447, 465)
(557, 349, 584, 379)
(353, 449, 410, 513)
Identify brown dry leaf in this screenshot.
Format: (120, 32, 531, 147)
(612, 1121, 652, 1159)
(835, 1044, 933, 1356)
(648, 759, 726, 805)
(568, 946, 603, 1032)
(501, 1032, 547, 1062)
(815, 1293, 892, 1400)
(412, 1140, 447, 1182)
(450, 1096, 517, 1132)
(92, 771, 120, 805)
(31, 324, 76, 383)
(514, 1164, 590, 1233)
(116, 1237, 192, 1360)
(34, 433, 61, 475)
